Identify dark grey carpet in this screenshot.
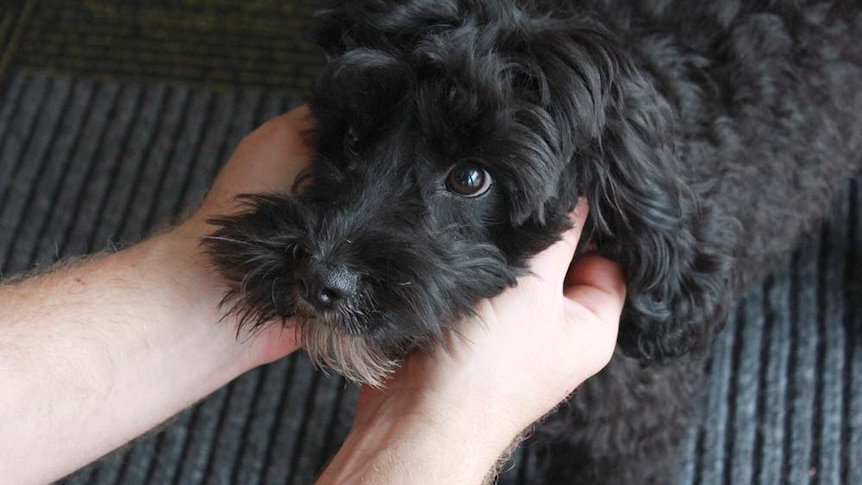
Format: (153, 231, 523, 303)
(1, 68, 860, 485)
(10, 0, 322, 94)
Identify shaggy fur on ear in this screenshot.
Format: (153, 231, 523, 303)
(489, 15, 737, 361)
(536, 23, 736, 361)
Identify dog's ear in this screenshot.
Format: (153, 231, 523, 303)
(515, 20, 735, 360)
(579, 93, 735, 361)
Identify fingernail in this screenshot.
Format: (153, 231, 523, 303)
(571, 198, 589, 221)
(578, 197, 589, 211)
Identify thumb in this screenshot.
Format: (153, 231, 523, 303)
(529, 200, 589, 284)
(563, 254, 626, 327)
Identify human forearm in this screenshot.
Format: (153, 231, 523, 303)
(316, 392, 517, 485)
(0, 108, 314, 484)
(0, 225, 295, 484)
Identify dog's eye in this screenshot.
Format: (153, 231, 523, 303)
(345, 126, 361, 153)
(445, 162, 493, 197)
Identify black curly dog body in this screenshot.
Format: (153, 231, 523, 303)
(206, 1, 862, 483)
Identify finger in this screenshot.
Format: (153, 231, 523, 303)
(529, 199, 590, 283)
(232, 109, 314, 188)
(204, 108, 315, 215)
(563, 253, 626, 325)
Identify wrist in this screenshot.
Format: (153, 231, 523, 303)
(149, 218, 302, 373)
(318, 390, 520, 485)
(115, 230, 249, 389)
(0, 230, 261, 483)
(143, 224, 242, 377)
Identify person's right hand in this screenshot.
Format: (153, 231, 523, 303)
(316, 203, 626, 485)
(355, 202, 625, 439)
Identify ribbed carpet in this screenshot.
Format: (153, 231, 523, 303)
(1, 2, 861, 485)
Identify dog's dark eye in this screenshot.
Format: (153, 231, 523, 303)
(345, 126, 361, 153)
(445, 162, 493, 197)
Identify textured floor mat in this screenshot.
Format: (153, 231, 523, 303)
(11, 0, 323, 94)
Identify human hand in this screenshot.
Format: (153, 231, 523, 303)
(359, 201, 623, 434)
(159, 106, 315, 369)
(189, 106, 314, 225)
(317, 204, 626, 484)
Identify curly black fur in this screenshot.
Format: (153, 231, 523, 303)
(204, 1, 862, 483)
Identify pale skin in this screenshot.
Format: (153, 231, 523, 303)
(0, 106, 625, 485)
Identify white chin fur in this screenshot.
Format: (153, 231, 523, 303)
(299, 319, 398, 387)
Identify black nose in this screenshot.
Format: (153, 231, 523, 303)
(299, 260, 358, 310)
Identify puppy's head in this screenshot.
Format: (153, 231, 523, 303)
(205, 0, 733, 384)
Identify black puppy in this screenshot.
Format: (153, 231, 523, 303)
(205, 1, 862, 483)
